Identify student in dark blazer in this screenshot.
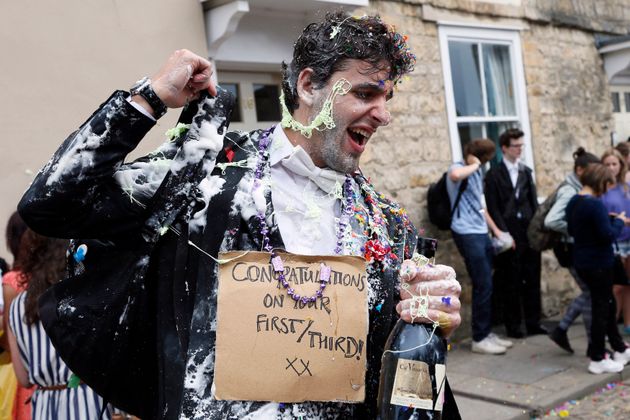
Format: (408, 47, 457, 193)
(485, 128, 545, 338)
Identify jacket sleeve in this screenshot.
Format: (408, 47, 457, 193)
(484, 170, 508, 231)
(544, 185, 574, 235)
(527, 170, 538, 213)
(592, 201, 624, 242)
(18, 91, 160, 239)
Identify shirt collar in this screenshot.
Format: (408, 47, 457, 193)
(503, 158, 520, 172)
(268, 125, 347, 192)
(269, 125, 295, 166)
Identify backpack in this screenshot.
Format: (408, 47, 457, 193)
(427, 172, 468, 230)
(526, 180, 569, 251)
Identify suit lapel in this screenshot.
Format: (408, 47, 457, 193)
(499, 162, 514, 193)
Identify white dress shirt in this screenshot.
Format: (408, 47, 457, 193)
(503, 158, 520, 198)
(269, 125, 349, 255)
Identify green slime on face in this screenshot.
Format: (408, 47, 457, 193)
(280, 78, 352, 138)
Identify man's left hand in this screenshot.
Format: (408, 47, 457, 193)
(396, 260, 462, 337)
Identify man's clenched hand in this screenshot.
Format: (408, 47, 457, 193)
(151, 49, 217, 109)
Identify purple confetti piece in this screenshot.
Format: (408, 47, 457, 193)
(320, 263, 331, 282)
(271, 255, 284, 272)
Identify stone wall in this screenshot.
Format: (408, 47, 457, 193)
(356, 0, 623, 339)
(522, 25, 613, 196)
(409, 0, 630, 35)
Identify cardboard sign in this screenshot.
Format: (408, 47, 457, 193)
(214, 251, 368, 402)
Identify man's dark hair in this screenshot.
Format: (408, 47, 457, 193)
(499, 128, 524, 148)
(464, 138, 496, 164)
(281, 11, 416, 113)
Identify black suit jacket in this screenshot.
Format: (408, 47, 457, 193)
(18, 91, 442, 419)
(485, 160, 538, 240)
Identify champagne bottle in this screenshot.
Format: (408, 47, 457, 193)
(377, 237, 447, 420)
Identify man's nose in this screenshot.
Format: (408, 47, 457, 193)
(371, 98, 391, 126)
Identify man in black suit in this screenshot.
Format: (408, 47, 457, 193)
(16, 12, 462, 419)
(485, 128, 545, 338)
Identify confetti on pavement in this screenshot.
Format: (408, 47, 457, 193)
(539, 380, 630, 419)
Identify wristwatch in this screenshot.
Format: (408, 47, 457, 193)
(130, 76, 168, 119)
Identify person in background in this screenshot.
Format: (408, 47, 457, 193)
(0, 257, 7, 339)
(485, 128, 545, 339)
(601, 148, 630, 335)
(546, 148, 600, 354)
(0, 256, 14, 420)
(1, 212, 28, 347)
(7, 230, 113, 419)
(448, 138, 513, 355)
(614, 142, 630, 184)
(566, 163, 630, 373)
(1, 211, 32, 420)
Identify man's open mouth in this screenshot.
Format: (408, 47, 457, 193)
(347, 128, 371, 147)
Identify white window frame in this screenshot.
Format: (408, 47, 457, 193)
(438, 24, 534, 170)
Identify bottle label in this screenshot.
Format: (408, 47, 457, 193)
(390, 359, 446, 411)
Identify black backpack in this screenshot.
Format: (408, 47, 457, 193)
(427, 172, 468, 230)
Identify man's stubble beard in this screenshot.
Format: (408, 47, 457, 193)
(320, 125, 359, 174)
(309, 93, 360, 174)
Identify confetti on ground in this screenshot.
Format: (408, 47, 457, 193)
(539, 380, 630, 419)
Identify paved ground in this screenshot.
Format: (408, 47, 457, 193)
(448, 319, 629, 419)
(540, 380, 630, 419)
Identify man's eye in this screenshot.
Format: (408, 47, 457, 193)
(355, 91, 370, 99)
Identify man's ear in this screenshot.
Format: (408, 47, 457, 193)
(296, 68, 316, 107)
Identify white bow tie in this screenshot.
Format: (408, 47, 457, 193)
(280, 146, 347, 193)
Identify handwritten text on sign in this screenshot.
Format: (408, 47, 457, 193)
(214, 251, 368, 402)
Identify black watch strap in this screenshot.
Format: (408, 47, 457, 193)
(130, 77, 168, 119)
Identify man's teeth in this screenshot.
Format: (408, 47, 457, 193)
(349, 128, 371, 144)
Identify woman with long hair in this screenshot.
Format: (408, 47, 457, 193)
(566, 163, 630, 373)
(6, 230, 112, 419)
(1, 211, 32, 420)
(1, 212, 28, 346)
(601, 148, 630, 335)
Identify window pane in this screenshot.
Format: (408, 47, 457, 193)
(449, 41, 484, 117)
(625, 93, 630, 112)
(221, 83, 242, 122)
(457, 123, 484, 155)
(483, 44, 516, 116)
(458, 122, 518, 167)
(254, 84, 281, 122)
(612, 92, 620, 113)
